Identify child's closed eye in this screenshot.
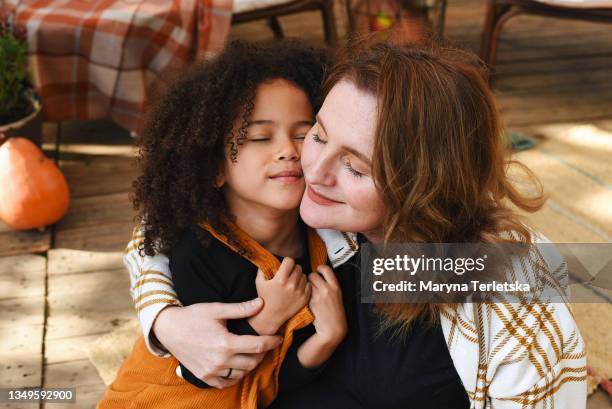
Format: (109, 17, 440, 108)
(249, 136, 271, 142)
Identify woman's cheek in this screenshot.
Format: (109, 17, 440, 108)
(300, 135, 318, 170)
(349, 179, 386, 220)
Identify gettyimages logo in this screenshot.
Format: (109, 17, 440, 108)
(360, 243, 612, 304)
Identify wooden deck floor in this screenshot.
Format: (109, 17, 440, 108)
(1, 0, 611, 407)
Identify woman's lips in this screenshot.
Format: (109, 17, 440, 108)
(306, 185, 342, 205)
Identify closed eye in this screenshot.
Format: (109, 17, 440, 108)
(343, 158, 364, 178)
(312, 133, 326, 144)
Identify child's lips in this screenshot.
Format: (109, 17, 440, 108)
(269, 170, 303, 183)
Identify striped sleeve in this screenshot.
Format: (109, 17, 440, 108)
(123, 226, 181, 357)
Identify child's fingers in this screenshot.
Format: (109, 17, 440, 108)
(308, 271, 324, 289)
(275, 257, 295, 281)
(304, 281, 312, 299)
(298, 272, 309, 292)
(316, 265, 339, 288)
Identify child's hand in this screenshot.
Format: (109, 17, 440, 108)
(293, 265, 347, 369)
(248, 257, 311, 335)
(308, 265, 347, 345)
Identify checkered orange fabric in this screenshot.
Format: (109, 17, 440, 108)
(8, 0, 233, 131)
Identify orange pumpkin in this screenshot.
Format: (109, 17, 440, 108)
(0, 137, 70, 230)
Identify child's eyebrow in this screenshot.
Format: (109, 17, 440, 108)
(247, 120, 274, 127)
(246, 120, 315, 127)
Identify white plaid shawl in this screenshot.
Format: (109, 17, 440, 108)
(123, 227, 587, 408)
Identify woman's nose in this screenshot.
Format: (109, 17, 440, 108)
(305, 152, 335, 186)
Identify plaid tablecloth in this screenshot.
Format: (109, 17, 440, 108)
(7, 0, 233, 131)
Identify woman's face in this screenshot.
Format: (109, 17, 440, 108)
(300, 80, 386, 238)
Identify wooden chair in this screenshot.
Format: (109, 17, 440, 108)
(232, 0, 338, 45)
(480, 0, 612, 72)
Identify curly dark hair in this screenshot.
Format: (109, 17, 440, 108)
(133, 40, 329, 256)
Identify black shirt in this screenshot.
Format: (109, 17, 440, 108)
(170, 223, 322, 392)
(269, 246, 470, 409)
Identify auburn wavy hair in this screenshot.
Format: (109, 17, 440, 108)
(324, 39, 545, 329)
(133, 40, 328, 256)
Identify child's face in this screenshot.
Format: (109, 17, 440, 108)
(220, 79, 314, 213)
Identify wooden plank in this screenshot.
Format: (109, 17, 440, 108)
(498, 91, 612, 126)
(40, 383, 107, 409)
(0, 325, 44, 356)
(495, 54, 612, 78)
(44, 359, 103, 388)
(0, 223, 51, 257)
(45, 334, 104, 365)
(54, 193, 133, 231)
(495, 71, 612, 95)
(53, 190, 135, 252)
(48, 269, 130, 296)
(0, 254, 46, 300)
(45, 308, 135, 343)
(59, 155, 138, 199)
(0, 297, 45, 328)
(53, 221, 135, 252)
(47, 249, 124, 276)
(0, 352, 43, 389)
(46, 288, 134, 341)
(0, 253, 45, 394)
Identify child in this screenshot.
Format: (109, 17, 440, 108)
(98, 40, 347, 409)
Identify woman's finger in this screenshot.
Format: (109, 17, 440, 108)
(225, 353, 262, 372)
(210, 376, 241, 389)
(226, 333, 282, 355)
(213, 367, 247, 380)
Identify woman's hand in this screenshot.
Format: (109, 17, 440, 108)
(248, 257, 312, 335)
(152, 298, 283, 388)
(308, 265, 347, 345)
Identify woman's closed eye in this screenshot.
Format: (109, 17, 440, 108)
(342, 157, 364, 178)
(312, 133, 327, 144)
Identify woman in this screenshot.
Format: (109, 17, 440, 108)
(123, 40, 586, 408)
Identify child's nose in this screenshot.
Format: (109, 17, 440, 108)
(276, 138, 299, 161)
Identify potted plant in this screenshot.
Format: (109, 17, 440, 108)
(0, 7, 42, 147)
(0, 7, 69, 231)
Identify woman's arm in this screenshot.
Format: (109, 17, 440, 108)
(123, 226, 283, 388)
(467, 241, 586, 408)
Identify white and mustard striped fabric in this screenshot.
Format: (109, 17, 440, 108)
(123, 227, 587, 408)
(124, 227, 182, 356)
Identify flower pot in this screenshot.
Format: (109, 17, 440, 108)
(0, 91, 43, 147)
